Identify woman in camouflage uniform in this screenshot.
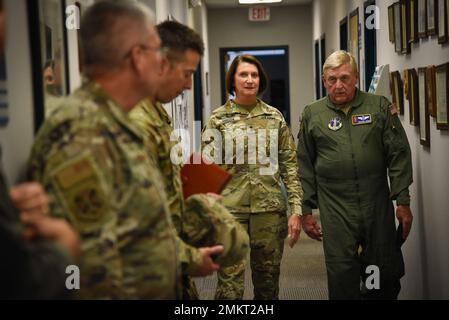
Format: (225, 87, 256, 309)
(202, 55, 303, 300)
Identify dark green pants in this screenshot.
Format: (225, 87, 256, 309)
(318, 180, 405, 300)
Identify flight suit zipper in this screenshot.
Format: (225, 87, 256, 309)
(342, 109, 362, 209)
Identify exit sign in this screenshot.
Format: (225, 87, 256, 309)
(249, 6, 270, 21)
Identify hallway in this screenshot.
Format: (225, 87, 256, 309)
(194, 231, 328, 300)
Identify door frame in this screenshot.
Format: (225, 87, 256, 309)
(219, 46, 291, 125)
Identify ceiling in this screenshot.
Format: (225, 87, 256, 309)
(202, 0, 312, 9)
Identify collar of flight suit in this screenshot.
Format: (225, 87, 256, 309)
(325, 89, 366, 112)
(83, 79, 146, 143)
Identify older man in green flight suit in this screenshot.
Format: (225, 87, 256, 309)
(297, 50, 413, 300)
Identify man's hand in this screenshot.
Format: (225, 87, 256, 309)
(191, 245, 224, 277)
(396, 205, 413, 240)
(301, 214, 322, 241)
(25, 217, 80, 257)
(206, 193, 223, 201)
(288, 215, 301, 248)
(10, 182, 80, 257)
(10, 182, 50, 223)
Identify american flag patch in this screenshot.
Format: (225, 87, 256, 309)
(389, 103, 398, 115)
(352, 114, 372, 125)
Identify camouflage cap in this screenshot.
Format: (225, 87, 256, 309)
(183, 194, 249, 267)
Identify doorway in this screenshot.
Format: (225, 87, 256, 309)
(219, 46, 291, 125)
(340, 16, 348, 51)
(364, 0, 377, 91)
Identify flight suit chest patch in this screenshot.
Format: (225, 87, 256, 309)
(352, 114, 373, 126)
(328, 117, 343, 131)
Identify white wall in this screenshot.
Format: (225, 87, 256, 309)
(313, 0, 449, 299)
(0, 0, 35, 185)
(207, 5, 314, 141)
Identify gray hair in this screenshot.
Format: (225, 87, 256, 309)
(80, 0, 155, 71)
(322, 50, 358, 75)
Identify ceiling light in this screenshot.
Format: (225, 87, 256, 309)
(239, 0, 283, 4)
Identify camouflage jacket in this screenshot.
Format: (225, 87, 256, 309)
(202, 99, 303, 215)
(130, 100, 183, 230)
(28, 81, 179, 299)
(129, 99, 203, 275)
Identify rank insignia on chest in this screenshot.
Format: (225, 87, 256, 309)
(328, 117, 342, 131)
(352, 114, 372, 126)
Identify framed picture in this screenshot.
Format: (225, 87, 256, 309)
(435, 63, 449, 130)
(349, 8, 360, 86)
(426, 66, 437, 117)
(388, 4, 396, 43)
(0, 58, 8, 127)
(27, 0, 70, 131)
(410, 0, 420, 42)
(438, 0, 448, 43)
(427, 0, 438, 35)
(418, 0, 428, 38)
(401, 0, 411, 54)
(394, 2, 403, 53)
(419, 67, 430, 147)
(446, 0, 449, 37)
(406, 69, 420, 126)
(390, 71, 405, 115)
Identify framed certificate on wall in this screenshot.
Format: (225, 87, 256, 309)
(401, 0, 411, 53)
(438, 0, 448, 43)
(388, 4, 396, 43)
(410, 0, 420, 42)
(390, 71, 405, 115)
(418, 0, 428, 38)
(418, 67, 430, 147)
(427, 0, 438, 35)
(27, 0, 71, 132)
(406, 68, 420, 126)
(435, 63, 449, 130)
(426, 66, 437, 118)
(394, 2, 403, 53)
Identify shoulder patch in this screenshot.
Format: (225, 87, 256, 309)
(52, 157, 108, 222)
(55, 158, 95, 189)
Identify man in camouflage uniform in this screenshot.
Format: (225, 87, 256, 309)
(202, 55, 303, 300)
(27, 1, 193, 299)
(297, 51, 413, 299)
(130, 21, 248, 299)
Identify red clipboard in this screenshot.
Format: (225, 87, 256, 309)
(180, 153, 231, 199)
